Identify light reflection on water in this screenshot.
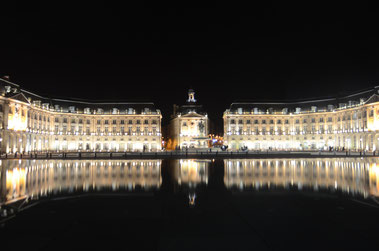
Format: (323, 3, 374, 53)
(0, 159, 162, 206)
(224, 158, 379, 198)
(1, 158, 379, 210)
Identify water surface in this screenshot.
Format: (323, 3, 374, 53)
(1, 158, 379, 250)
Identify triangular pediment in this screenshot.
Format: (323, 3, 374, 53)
(9, 92, 31, 104)
(364, 94, 379, 105)
(181, 112, 206, 118)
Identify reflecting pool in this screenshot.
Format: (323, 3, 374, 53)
(1, 158, 379, 250)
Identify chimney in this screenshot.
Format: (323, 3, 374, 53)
(2, 75, 10, 80)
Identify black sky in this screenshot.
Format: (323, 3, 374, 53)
(1, 2, 379, 132)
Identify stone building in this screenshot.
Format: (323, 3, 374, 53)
(0, 77, 162, 153)
(168, 89, 209, 149)
(223, 86, 379, 151)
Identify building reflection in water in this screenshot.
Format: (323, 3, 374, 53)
(171, 159, 209, 206)
(224, 158, 379, 198)
(0, 159, 162, 206)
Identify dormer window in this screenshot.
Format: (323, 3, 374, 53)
(69, 106, 76, 113)
(128, 108, 135, 114)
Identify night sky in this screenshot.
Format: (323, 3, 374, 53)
(1, 2, 378, 133)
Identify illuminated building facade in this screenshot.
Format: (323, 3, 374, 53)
(0, 77, 162, 153)
(168, 89, 209, 149)
(223, 87, 379, 151)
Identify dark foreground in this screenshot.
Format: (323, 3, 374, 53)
(2, 191, 379, 250)
(1, 159, 379, 250)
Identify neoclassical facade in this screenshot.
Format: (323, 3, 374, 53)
(168, 89, 209, 149)
(0, 77, 162, 153)
(223, 87, 379, 151)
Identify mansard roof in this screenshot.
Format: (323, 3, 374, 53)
(227, 86, 379, 114)
(0, 77, 160, 114)
(7, 92, 31, 104)
(176, 103, 207, 115)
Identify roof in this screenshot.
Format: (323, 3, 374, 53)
(227, 86, 379, 113)
(0, 78, 160, 114)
